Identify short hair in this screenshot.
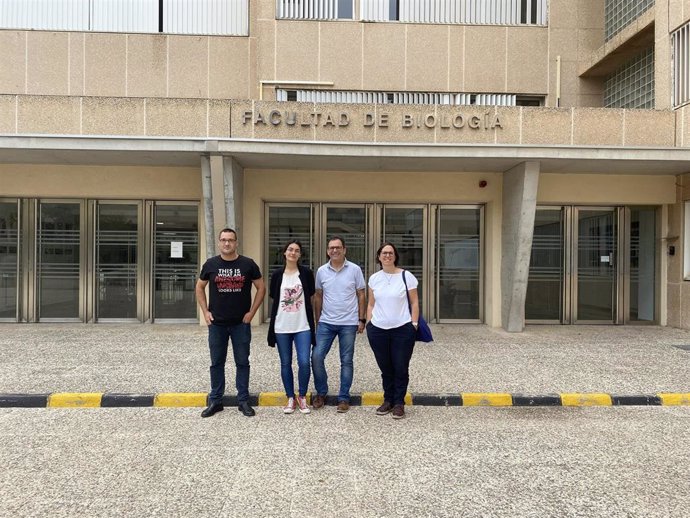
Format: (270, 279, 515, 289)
(375, 241, 400, 267)
(327, 235, 346, 248)
(218, 228, 237, 239)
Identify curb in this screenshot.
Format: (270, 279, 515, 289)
(1, 392, 689, 408)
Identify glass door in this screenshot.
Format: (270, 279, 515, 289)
(152, 203, 199, 322)
(525, 208, 565, 322)
(435, 206, 482, 322)
(37, 201, 84, 321)
(323, 205, 369, 278)
(95, 203, 141, 321)
(381, 206, 426, 309)
(627, 207, 657, 323)
(573, 208, 619, 323)
(0, 200, 20, 321)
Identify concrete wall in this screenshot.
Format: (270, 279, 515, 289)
(0, 31, 251, 100)
(0, 164, 201, 199)
(0, 0, 609, 107)
(0, 95, 678, 148)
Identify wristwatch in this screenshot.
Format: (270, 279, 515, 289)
(359, 318, 366, 324)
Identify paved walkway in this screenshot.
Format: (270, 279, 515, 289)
(1, 324, 689, 406)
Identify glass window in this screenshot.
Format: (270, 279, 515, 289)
(0, 201, 19, 320)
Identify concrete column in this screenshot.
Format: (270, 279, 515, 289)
(200, 155, 244, 260)
(200, 156, 215, 261)
(501, 161, 540, 332)
(222, 156, 244, 239)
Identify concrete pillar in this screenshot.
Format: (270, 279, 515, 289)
(222, 156, 244, 239)
(200, 156, 215, 260)
(200, 155, 245, 261)
(501, 161, 540, 332)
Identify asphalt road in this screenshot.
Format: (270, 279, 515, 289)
(2, 406, 688, 518)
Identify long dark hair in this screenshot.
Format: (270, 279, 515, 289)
(281, 240, 303, 264)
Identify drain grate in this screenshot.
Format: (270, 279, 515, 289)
(672, 344, 690, 351)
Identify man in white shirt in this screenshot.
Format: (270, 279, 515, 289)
(312, 236, 366, 413)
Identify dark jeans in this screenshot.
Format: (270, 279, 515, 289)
(208, 322, 251, 404)
(366, 322, 416, 406)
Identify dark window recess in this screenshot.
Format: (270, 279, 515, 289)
(386, 93, 395, 103)
(338, 0, 354, 19)
(390, 0, 399, 21)
(158, 0, 163, 32)
(516, 96, 544, 106)
(286, 90, 297, 101)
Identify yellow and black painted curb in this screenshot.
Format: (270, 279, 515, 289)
(1, 391, 689, 408)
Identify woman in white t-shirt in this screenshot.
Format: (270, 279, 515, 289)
(267, 240, 316, 414)
(366, 242, 419, 420)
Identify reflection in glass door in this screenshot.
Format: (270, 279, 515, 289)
(381, 206, 425, 308)
(324, 205, 368, 278)
(575, 208, 618, 323)
(0, 201, 19, 320)
(436, 206, 482, 321)
(96, 203, 139, 320)
(628, 208, 656, 322)
(526, 209, 564, 322)
(266, 205, 314, 272)
(153, 204, 199, 321)
(38, 202, 83, 320)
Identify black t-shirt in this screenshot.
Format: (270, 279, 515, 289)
(199, 255, 262, 325)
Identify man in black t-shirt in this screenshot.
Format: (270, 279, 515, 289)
(195, 228, 266, 418)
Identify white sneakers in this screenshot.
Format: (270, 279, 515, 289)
(284, 396, 311, 414)
(296, 396, 311, 414)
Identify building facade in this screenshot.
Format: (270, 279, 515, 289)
(1, 0, 690, 330)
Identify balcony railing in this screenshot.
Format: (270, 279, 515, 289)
(0, 0, 249, 35)
(277, 0, 547, 25)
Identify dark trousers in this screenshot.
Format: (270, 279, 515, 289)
(366, 322, 416, 406)
(208, 322, 251, 404)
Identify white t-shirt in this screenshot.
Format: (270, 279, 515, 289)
(274, 271, 310, 334)
(368, 270, 418, 329)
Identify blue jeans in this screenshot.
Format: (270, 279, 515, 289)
(366, 322, 416, 406)
(208, 322, 251, 404)
(275, 330, 312, 398)
(312, 323, 357, 402)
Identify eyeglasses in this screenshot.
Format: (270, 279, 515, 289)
(328, 246, 343, 251)
(219, 238, 237, 243)
(380, 251, 395, 256)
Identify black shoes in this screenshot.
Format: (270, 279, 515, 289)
(201, 402, 224, 418)
(238, 401, 256, 417)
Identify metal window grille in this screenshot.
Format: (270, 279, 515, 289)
(0, 0, 249, 35)
(276, 0, 351, 20)
(277, 89, 518, 106)
(603, 47, 654, 109)
(604, 0, 654, 41)
(672, 22, 690, 108)
(360, 0, 547, 25)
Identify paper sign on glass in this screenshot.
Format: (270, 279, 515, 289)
(170, 241, 183, 258)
